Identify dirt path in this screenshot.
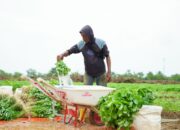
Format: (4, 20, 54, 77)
(0, 118, 179, 130)
(0, 112, 179, 130)
(0, 120, 111, 130)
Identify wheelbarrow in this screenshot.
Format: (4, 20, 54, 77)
(21, 76, 115, 127)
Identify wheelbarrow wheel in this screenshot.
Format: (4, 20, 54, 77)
(89, 110, 104, 126)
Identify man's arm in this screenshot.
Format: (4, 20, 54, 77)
(57, 44, 81, 61)
(106, 55, 111, 82)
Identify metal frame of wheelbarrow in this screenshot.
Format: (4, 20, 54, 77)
(21, 76, 104, 127)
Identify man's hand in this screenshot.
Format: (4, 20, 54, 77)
(106, 71, 111, 82)
(57, 54, 64, 61)
(57, 51, 69, 61)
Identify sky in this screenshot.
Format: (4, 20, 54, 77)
(0, 0, 180, 76)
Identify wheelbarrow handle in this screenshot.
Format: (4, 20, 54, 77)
(21, 75, 35, 83)
(37, 78, 66, 101)
(21, 75, 61, 102)
(37, 78, 57, 90)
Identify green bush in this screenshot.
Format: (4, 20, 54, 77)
(0, 94, 24, 120)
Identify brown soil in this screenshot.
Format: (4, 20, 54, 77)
(0, 111, 179, 130)
(0, 119, 179, 130)
(161, 120, 180, 130)
(162, 111, 180, 119)
(161, 112, 180, 130)
(0, 120, 115, 130)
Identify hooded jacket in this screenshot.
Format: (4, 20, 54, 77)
(67, 25, 109, 77)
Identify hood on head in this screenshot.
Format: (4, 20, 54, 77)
(80, 25, 94, 42)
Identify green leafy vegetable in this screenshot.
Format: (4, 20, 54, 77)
(56, 61, 71, 76)
(28, 87, 62, 118)
(0, 94, 24, 120)
(97, 88, 155, 130)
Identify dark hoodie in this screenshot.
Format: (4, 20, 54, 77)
(67, 25, 109, 77)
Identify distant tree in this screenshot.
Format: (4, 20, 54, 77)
(124, 70, 133, 77)
(46, 67, 58, 79)
(154, 71, 167, 80)
(26, 69, 38, 79)
(111, 72, 118, 78)
(145, 72, 154, 80)
(136, 72, 144, 79)
(170, 74, 180, 81)
(37, 72, 45, 78)
(0, 69, 6, 75)
(0, 69, 6, 79)
(0, 69, 13, 80)
(13, 72, 22, 80)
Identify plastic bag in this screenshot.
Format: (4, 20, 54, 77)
(133, 105, 163, 130)
(58, 75, 73, 87)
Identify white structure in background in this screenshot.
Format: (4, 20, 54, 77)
(133, 105, 163, 130)
(0, 86, 13, 96)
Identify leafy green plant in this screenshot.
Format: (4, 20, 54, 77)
(55, 61, 71, 76)
(137, 87, 155, 104)
(0, 94, 24, 120)
(97, 88, 155, 130)
(28, 87, 62, 118)
(49, 79, 59, 85)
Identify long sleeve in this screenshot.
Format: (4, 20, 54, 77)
(67, 45, 81, 55)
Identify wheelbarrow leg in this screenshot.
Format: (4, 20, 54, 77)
(64, 104, 74, 124)
(63, 104, 88, 127)
(64, 104, 68, 124)
(79, 108, 87, 122)
(64, 104, 78, 127)
(73, 105, 78, 127)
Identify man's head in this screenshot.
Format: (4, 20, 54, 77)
(80, 25, 94, 43)
(80, 32, 90, 43)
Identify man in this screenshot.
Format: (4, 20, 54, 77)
(57, 25, 111, 86)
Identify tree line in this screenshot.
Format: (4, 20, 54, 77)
(1, 68, 180, 83)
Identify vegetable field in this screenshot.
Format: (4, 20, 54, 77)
(108, 83, 180, 112)
(0, 80, 180, 112)
(0, 80, 180, 130)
